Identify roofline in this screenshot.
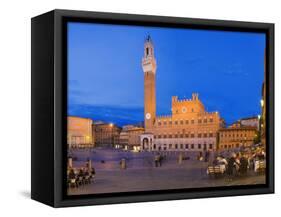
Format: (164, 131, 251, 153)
(240, 116, 259, 120)
(68, 116, 93, 121)
(219, 126, 257, 131)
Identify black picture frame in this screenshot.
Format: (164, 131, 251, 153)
(31, 9, 274, 207)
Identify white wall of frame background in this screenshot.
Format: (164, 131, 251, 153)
(0, 0, 279, 216)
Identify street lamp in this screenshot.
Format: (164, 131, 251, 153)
(85, 135, 90, 148)
(109, 123, 114, 147)
(260, 99, 264, 107)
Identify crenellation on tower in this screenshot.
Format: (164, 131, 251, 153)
(192, 93, 199, 101)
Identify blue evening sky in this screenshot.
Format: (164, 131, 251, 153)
(67, 22, 265, 126)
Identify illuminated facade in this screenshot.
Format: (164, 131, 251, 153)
(140, 36, 221, 152)
(119, 125, 145, 150)
(261, 52, 266, 146)
(67, 116, 94, 148)
(240, 116, 259, 130)
(218, 123, 257, 150)
(94, 123, 121, 147)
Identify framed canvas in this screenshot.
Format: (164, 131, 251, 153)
(31, 9, 274, 207)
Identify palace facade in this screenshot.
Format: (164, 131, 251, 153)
(140, 36, 222, 152)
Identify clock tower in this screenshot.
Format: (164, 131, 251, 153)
(142, 35, 157, 130)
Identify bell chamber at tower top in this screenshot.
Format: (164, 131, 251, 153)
(142, 35, 157, 74)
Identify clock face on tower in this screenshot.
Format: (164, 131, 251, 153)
(145, 113, 151, 120)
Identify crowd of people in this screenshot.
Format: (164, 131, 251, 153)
(67, 146, 266, 186)
(210, 147, 266, 179)
(67, 164, 96, 188)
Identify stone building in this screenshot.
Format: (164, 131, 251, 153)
(261, 52, 266, 146)
(119, 125, 145, 151)
(67, 116, 94, 148)
(93, 122, 121, 147)
(218, 123, 257, 150)
(240, 116, 259, 130)
(140, 36, 222, 152)
(119, 130, 129, 148)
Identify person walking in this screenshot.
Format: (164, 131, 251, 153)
(239, 153, 248, 176)
(154, 154, 159, 167)
(120, 158, 127, 169)
(234, 153, 241, 176)
(226, 153, 236, 181)
(91, 167, 96, 177)
(178, 152, 183, 165)
(205, 150, 210, 162)
(198, 152, 203, 161)
(159, 154, 163, 167)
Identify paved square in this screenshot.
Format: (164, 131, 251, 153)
(68, 148, 266, 195)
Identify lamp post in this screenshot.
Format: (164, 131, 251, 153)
(109, 123, 114, 147)
(260, 99, 264, 132)
(260, 98, 265, 146)
(260, 99, 264, 107)
(258, 115, 261, 131)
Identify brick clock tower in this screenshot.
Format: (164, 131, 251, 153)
(142, 35, 157, 131)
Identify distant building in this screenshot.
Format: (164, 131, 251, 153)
(240, 116, 259, 130)
(261, 52, 266, 146)
(119, 125, 145, 151)
(140, 35, 221, 152)
(119, 130, 129, 148)
(218, 123, 257, 150)
(67, 116, 94, 148)
(122, 125, 137, 131)
(128, 127, 145, 150)
(93, 123, 121, 147)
